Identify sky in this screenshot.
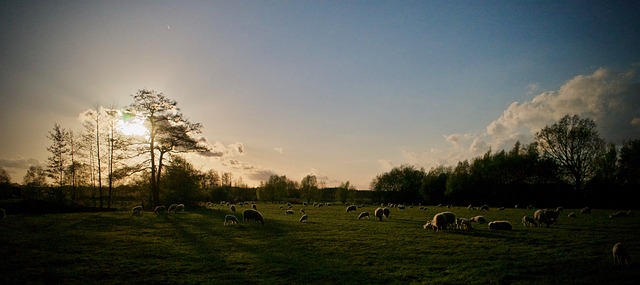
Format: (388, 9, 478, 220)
(1, 0, 639, 189)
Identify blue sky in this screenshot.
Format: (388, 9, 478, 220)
(1, 1, 639, 189)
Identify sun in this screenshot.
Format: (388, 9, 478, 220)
(117, 113, 148, 137)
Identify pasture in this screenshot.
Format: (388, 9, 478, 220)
(1, 203, 638, 284)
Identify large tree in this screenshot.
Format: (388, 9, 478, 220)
(535, 114, 605, 191)
(128, 89, 208, 206)
(370, 165, 426, 203)
(46, 123, 69, 187)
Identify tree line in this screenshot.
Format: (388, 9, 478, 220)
(1, 90, 638, 210)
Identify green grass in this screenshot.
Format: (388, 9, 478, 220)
(1, 204, 639, 284)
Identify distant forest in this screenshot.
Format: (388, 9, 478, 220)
(1, 90, 638, 212)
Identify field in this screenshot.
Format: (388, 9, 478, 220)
(1, 203, 639, 284)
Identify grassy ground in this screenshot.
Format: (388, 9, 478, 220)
(1, 203, 638, 284)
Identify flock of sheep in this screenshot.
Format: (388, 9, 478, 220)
(125, 201, 633, 266)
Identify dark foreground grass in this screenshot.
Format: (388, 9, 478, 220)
(1, 204, 639, 284)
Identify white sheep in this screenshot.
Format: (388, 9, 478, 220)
(613, 243, 630, 266)
(480, 205, 490, 211)
(358, 211, 370, 220)
(430, 212, 451, 232)
(243, 209, 265, 225)
(522, 216, 537, 227)
(470, 215, 486, 224)
(346, 205, 357, 213)
(230, 205, 236, 212)
(154, 206, 166, 215)
(131, 206, 143, 216)
(383, 207, 390, 219)
(456, 218, 473, 230)
(581, 207, 591, 214)
(285, 209, 295, 215)
(168, 204, 178, 213)
(224, 214, 239, 225)
(488, 220, 513, 230)
(423, 221, 433, 230)
(374, 208, 384, 221)
(175, 204, 185, 212)
(299, 214, 309, 223)
(567, 212, 576, 218)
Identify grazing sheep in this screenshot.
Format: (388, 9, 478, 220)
(556, 207, 564, 213)
(383, 207, 390, 219)
(431, 212, 452, 232)
(514, 204, 520, 209)
(423, 221, 433, 230)
(499, 207, 505, 211)
(581, 207, 591, 214)
(358, 211, 370, 220)
(609, 211, 628, 218)
(534, 209, 559, 227)
(230, 205, 236, 212)
(346, 205, 357, 213)
(457, 218, 473, 230)
(168, 204, 178, 213)
(299, 214, 309, 223)
(243, 209, 265, 225)
(154, 206, 166, 215)
(224, 214, 239, 225)
(397, 205, 405, 210)
(131, 206, 143, 216)
(440, 212, 456, 228)
(470, 215, 486, 224)
(488, 220, 513, 230)
(286, 209, 295, 215)
(613, 243, 631, 266)
(467, 205, 473, 211)
(175, 204, 185, 212)
(522, 216, 537, 227)
(567, 212, 576, 218)
(374, 208, 384, 221)
(480, 205, 490, 211)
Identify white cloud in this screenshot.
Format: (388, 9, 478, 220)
(273, 147, 283, 154)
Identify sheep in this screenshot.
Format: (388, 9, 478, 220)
(470, 215, 486, 224)
(176, 204, 185, 212)
(243, 209, 265, 225)
(613, 243, 630, 266)
(299, 214, 309, 223)
(567, 212, 576, 218)
(154, 206, 166, 215)
(440, 212, 456, 228)
(581, 207, 591, 214)
(431, 212, 452, 232)
(224, 214, 239, 225)
(480, 205, 490, 211)
(383, 207, 390, 219)
(556, 207, 564, 213)
(168, 204, 178, 213)
(230, 205, 236, 212)
(374, 207, 384, 221)
(300, 209, 306, 214)
(522, 216, 537, 227)
(467, 205, 473, 211)
(346, 205, 357, 213)
(286, 209, 295, 215)
(457, 218, 473, 230)
(358, 211, 370, 220)
(534, 209, 559, 227)
(610, 211, 628, 218)
(252, 204, 257, 210)
(498, 207, 505, 211)
(488, 220, 513, 230)
(423, 221, 433, 230)
(397, 205, 405, 210)
(131, 206, 143, 216)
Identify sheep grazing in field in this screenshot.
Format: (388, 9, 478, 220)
(168, 204, 178, 213)
(522, 216, 537, 227)
(467, 205, 473, 211)
(131, 206, 143, 216)
(499, 207, 505, 211)
(243, 209, 265, 225)
(423, 221, 433, 230)
(431, 212, 455, 232)
(581, 207, 591, 214)
(383, 208, 390, 219)
(613, 243, 631, 266)
(299, 214, 309, 223)
(470, 215, 486, 224)
(230, 205, 236, 212)
(358, 211, 370, 220)
(224, 215, 239, 225)
(488, 220, 513, 230)
(534, 209, 559, 227)
(609, 211, 628, 218)
(457, 218, 473, 230)
(514, 204, 520, 209)
(397, 205, 405, 210)
(300, 209, 305, 215)
(567, 212, 576, 218)
(154, 206, 166, 215)
(286, 209, 295, 215)
(346, 205, 357, 213)
(175, 204, 185, 212)
(480, 205, 490, 211)
(556, 207, 564, 213)
(374, 208, 384, 221)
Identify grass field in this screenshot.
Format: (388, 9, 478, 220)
(1, 203, 638, 284)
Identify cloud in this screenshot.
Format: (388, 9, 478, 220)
(273, 147, 283, 154)
(0, 157, 41, 169)
(199, 138, 246, 158)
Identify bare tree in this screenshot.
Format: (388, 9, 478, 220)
(46, 123, 69, 187)
(535, 114, 606, 191)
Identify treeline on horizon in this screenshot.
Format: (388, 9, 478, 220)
(1, 89, 638, 212)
